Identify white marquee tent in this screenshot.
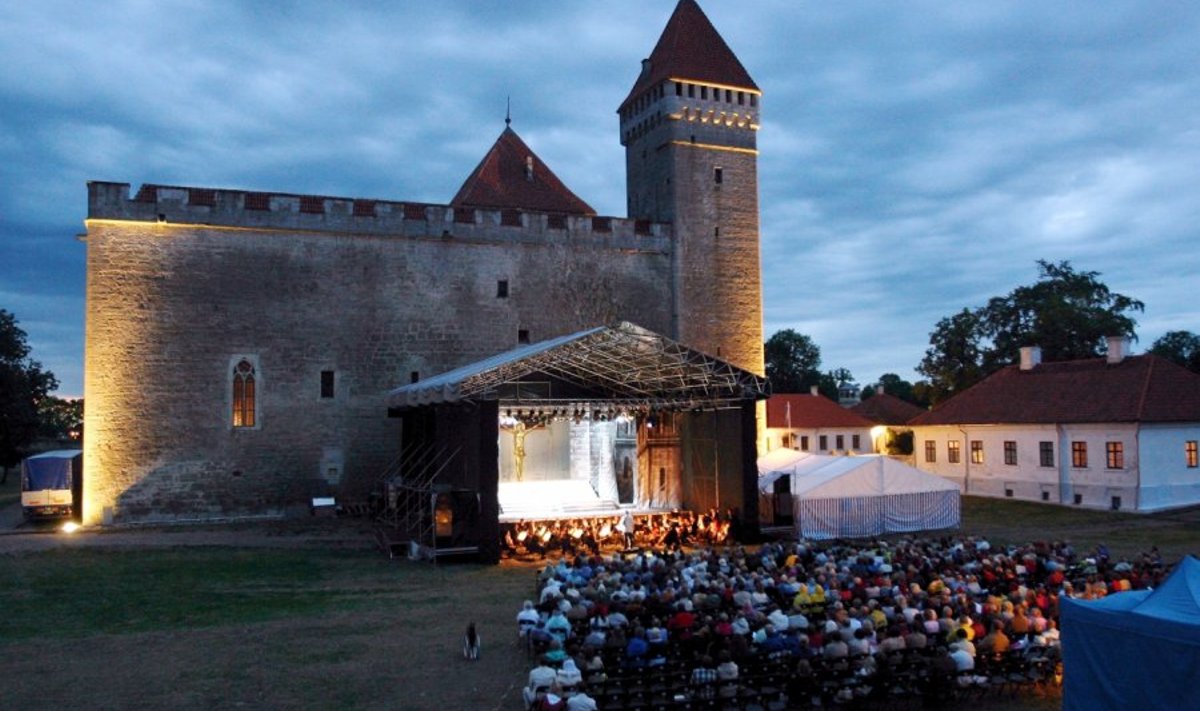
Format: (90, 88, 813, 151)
(758, 453, 960, 539)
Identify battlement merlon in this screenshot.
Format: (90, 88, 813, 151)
(85, 182, 673, 247)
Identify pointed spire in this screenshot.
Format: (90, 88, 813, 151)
(620, 0, 758, 112)
(450, 127, 596, 215)
(505, 96, 512, 127)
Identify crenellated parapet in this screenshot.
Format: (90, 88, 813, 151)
(87, 181, 672, 250)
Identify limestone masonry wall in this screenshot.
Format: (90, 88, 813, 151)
(83, 183, 674, 525)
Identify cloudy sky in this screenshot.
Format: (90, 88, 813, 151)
(2, 1, 1198, 397)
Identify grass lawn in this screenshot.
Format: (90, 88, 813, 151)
(0, 496, 1196, 709)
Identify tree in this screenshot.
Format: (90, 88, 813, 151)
(764, 329, 822, 393)
(1, 309, 58, 483)
(38, 396, 83, 442)
(917, 308, 986, 405)
(859, 373, 922, 406)
(1149, 330, 1200, 373)
(917, 261, 1143, 404)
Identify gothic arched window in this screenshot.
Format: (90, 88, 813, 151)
(232, 359, 256, 428)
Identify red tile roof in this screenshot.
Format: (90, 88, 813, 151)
(619, 0, 758, 112)
(766, 394, 876, 429)
(450, 127, 595, 216)
(851, 392, 927, 426)
(909, 354, 1200, 426)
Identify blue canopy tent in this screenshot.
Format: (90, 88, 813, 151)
(1061, 555, 1200, 710)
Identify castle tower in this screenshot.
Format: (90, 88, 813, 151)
(619, 0, 763, 375)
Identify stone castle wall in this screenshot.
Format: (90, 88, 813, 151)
(82, 183, 674, 524)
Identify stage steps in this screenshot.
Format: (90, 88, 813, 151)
(498, 479, 620, 520)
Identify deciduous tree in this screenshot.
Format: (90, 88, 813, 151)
(917, 261, 1143, 405)
(764, 329, 822, 394)
(1, 309, 58, 483)
(1149, 330, 1200, 373)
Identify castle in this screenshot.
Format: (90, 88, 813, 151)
(81, 0, 764, 527)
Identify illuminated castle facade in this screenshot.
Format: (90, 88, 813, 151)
(81, 0, 762, 525)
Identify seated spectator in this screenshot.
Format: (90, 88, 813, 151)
(690, 656, 718, 699)
(543, 639, 569, 666)
(556, 658, 583, 691)
(716, 651, 740, 698)
(977, 620, 1011, 656)
(823, 631, 849, 659)
(518, 600, 540, 639)
(566, 691, 597, 711)
(545, 609, 571, 644)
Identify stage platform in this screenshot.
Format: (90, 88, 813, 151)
(499, 479, 625, 522)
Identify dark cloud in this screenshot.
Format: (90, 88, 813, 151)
(1, 1, 1198, 395)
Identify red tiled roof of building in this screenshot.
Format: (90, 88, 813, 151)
(450, 127, 595, 216)
(619, 0, 758, 112)
(851, 392, 927, 426)
(909, 354, 1200, 426)
(766, 394, 876, 429)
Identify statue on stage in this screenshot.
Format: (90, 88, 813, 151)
(512, 421, 528, 482)
(501, 418, 545, 482)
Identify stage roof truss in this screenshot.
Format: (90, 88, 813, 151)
(386, 322, 767, 410)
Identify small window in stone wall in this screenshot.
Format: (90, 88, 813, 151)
(320, 370, 335, 399)
(547, 214, 567, 230)
(232, 359, 257, 427)
(501, 210, 522, 227)
(518, 329, 530, 344)
(592, 217, 612, 233)
(714, 167, 723, 184)
(410, 371, 420, 383)
(352, 199, 376, 217)
(497, 280, 509, 298)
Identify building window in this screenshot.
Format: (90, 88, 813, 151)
(517, 329, 530, 344)
(714, 167, 723, 184)
(924, 441, 936, 463)
(819, 435, 828, 451)
(1040, 441, 1055, 467)
(701, 86, 708, 100)
(1004, 441, 1017, 465)
(675, 82, 682, 96)
(410, 371, 420, 383)
(320, 370, 334, 399)
(835, 435, 844, 450)
(1106, 442, 1124, 469)
(737, 91, 745, 105)
(947, 441, 961, 464)
(497, 280, 509, 298)
(800, 435, 810, 452)
(232, 359, 256, 428)
(1187, 441, 1198, 468)
(970, 440, 984, 464)
(1072, 441, 1088, 468)
(852, 434, 861, 450)
(687, 84, 694, 98)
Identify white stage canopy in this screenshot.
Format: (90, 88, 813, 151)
(758, 453, 960, 540)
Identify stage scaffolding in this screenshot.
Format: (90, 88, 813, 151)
(374, 441, 467, 559)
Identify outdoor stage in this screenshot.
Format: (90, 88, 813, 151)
(497, 479, 671, 522)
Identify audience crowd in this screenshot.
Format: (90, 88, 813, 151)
(512, 517, 1170, 710)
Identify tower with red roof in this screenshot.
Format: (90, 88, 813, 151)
(619, 0, 763, 376)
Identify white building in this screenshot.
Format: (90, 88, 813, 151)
(909, 339, 1200, 512)
(763, 390, 877, 455)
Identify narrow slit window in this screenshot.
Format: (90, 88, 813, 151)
(320, 370, 334, 399)
(714, 167, 723, 184)
(497, 280, 509, 298)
